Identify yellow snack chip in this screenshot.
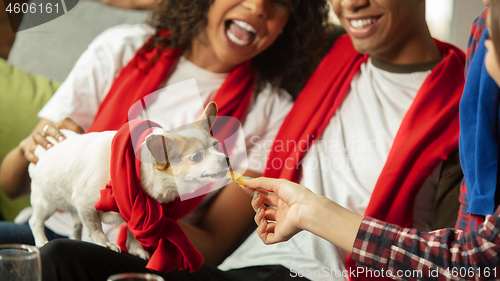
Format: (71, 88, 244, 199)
(226, 170, 245, 186)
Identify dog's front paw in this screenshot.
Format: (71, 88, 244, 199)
(129, 248, 151, 260)
(105, 242, 122, 253)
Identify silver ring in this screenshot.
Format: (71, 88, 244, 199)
(43, 125, 49, 133)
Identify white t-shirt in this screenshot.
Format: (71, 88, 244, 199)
(219, 59, 441, 280)
(21, 24, 293, 240)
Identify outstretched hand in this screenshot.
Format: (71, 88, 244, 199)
(242, 177, 364, 252)
(242, 177, 318, 244)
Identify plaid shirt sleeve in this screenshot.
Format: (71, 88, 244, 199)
(465, 8, 488, 77)
(352, 208, 500, 281)
(455, 179, 487, 233)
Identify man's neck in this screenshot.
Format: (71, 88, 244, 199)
(371, 28, 442, 65)
(370, 56, 442, 73)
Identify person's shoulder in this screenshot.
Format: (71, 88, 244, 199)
(252, 85, 293, 118)
(93, 23, 154, 42)
(88, 24, 154, 53)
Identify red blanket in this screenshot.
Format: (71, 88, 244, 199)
(263, 34, 465, 280)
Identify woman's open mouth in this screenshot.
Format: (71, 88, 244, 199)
(225, 19, 257, 46)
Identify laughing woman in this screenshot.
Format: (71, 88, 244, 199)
(0, 0, 333, 280)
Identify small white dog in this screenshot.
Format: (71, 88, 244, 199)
(28, 102, 228, 259)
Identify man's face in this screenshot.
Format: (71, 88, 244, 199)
(332, 0, 423, 58)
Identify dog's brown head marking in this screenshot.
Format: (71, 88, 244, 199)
(146, 134, 172, 171)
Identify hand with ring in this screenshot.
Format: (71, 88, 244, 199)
(20, 117, 85, 164)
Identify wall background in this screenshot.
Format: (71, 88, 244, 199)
(429, 0, 486, 51)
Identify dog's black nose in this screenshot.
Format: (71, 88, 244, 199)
(221, 155, 230, 165)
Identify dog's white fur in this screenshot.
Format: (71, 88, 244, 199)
(28, 102, 227, 259)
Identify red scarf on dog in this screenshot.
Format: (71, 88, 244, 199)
(263, 35, 465, 281)
(89, 31, 255, 273)
(94, 120, 203, 273)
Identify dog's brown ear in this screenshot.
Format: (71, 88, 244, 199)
(194, 101, 218, 132)
(145, 134, 170, 170)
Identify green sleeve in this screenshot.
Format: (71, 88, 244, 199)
(0, 58, 61, 221)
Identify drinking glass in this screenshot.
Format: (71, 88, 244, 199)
(0, 244, 42, 281)
(107, 272, 165, 281)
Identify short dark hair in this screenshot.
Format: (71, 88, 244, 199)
(147, 0, 334, 97)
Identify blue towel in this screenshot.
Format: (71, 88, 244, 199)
(459, 28, 500, 216)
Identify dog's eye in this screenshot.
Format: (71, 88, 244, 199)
(213, 142, 220, 151)
(191, 152, 203, 163)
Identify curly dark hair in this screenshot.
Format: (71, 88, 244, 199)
(147, 0, 337, 98)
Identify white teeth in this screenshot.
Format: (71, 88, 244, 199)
(226, 20, 257, 46)
(350, 18, 377, 29)
(226, 29, 249, 46)
(232, 19, 257, 33)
